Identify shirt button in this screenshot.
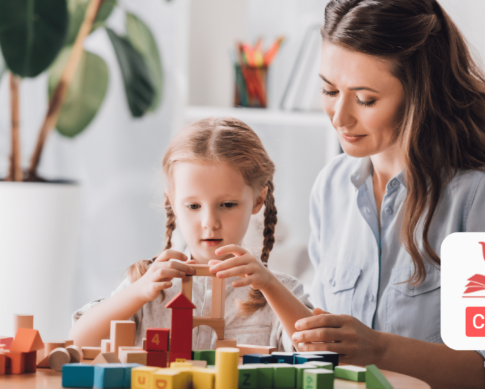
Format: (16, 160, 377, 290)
(408, 285, 415, 291)
(392, 180, 399, 187)
(369, 295, 375, 302)
(385, 207, 393, 215)
(365, 207, 371, 214)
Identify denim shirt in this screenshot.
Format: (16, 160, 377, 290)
(308, 154, 485, 363)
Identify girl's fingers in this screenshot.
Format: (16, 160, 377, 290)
(295, 313, 342, 331)
(313, 307, 330, 315)
(186, 259, 198, 265)
(210, 255, 249, 273)
(293, 327, 344, 344)
(215, 244, 247, 257)
(208, 259, 222, 266)
(155, 268, 185, 280)
(232, 277, 253, 288)
(152, 259, 194, 275)
(152, 281, 173, 291)
(216, 265, 252, 279)
(296, 341, 343, 355)
(154, 250, 188, 263)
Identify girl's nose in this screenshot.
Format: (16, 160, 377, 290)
(202, 209, 220, 230)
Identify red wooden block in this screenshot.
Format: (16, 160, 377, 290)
(0, 352, 5, 375)
(165, 293, 195, 353)
(6, 351, 25, 374)
(25, 351, 36, 373)
(169, 351, 191, 363)
(147, 351, 167, 368)
(146, 328, 170, 351)
(0, 337, 13, 350)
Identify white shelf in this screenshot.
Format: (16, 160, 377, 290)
(185, 106, 330, 127)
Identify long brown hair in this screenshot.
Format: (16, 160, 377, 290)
(322, 0, 485, 284)
(128, 117, 277, 314)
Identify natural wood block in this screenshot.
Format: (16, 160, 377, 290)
(211, 278, 226, 319)
(45, 342, 66, 355)
(142, 338, 146, 350)
(36, 355, 50, 368)
(110, 320, 136, 356)
(182, 276, 193, 301)
(101, 339, 111, 353)
(146, 328, 170, 351)
(81, 346, 101, 360)
(191, 264, 215, 277)
(186, 359, 207, 368)
(193, 317, 225, 340)
(48, 348, 71, 372)
(64, 340, 74, 347)
(7, 351, 25, 374)
(25, 351, 37, 373)
(13, 315, 33, 336)
(119, 349, 147, 365)
(66, 345, 83, 363)
(215, 338, 237, 348)
(91, 352, 120, 365)
(238, 344, 277, 356)
(10, 328, 44, 353)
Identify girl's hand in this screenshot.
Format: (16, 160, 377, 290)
(291, 308, 385, 366)
(209, 244, 275, 290)
(135, 249, 196, 302)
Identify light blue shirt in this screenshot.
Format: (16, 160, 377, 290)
(308, 154, 485, 362)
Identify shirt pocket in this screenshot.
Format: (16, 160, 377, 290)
(223, 325, 272, 346)
(322, 261, 362, 315)
(386, 265, 441, 342)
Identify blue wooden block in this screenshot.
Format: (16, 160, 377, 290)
(271, 352, 295, 364)
(121, 363, 143, 388)
(295, 355, 325, 364)
(94, 364, 125, 388)
(62, 363, 94, 388)
(243, 353, 274, 364)
(295, 351, 339, 368)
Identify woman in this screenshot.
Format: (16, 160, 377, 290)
(292, 0, 485, 388)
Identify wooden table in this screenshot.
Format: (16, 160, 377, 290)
(0, 367, 430, 389)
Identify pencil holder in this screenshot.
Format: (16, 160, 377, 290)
(234, 64, 268, 108)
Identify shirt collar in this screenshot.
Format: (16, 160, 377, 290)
(350, 156, 407, 189)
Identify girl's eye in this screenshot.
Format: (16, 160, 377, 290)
(187, 204, 200, 210)
(321, 87, 338, 97)
(222, 202, 237, 209)
(356, 97, 376, 107)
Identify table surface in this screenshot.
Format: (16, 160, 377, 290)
(0, 366, 430, 389)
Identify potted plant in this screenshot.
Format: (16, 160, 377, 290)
(0, 0, 164, 340)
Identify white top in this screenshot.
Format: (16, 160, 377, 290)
(72, 269, 313, 352)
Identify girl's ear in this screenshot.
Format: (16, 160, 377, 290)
(252, 186, 268, 215)
(166, 191, 177, 217)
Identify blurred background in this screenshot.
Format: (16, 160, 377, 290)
(0, 0, 483, 340)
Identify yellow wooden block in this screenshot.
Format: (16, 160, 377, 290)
(168, 364, 193, 389)
(151, 369, 183, 389)
(192, 367, 216, 389)
(170, 362, 193, 369)
(132, 366, 159, 389)
(215, 347, 239, 389)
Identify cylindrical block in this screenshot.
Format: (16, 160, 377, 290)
(13, 314, 33, 335)
(48, 347, 71, 372)
(215, 347, 239, 389)
(66, 345, 83, 363)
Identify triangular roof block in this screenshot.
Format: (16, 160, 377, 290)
(10, 328, 44, 353)
(165, 292, 196, 309)
(365, 365, 393, 389)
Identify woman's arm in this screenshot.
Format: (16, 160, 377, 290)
(292, 310, 485, 389)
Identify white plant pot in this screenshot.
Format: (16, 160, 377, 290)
(0, 181, 81, 341)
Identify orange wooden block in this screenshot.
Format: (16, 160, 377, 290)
(91, 352, 120, 365)
(6, 351, 25, 374)
(110, 320, 135, 356)
(25, 350, 37, 373)
(10, 328, 44, 353)
(0, 352, 5, 375)
(215, 338, 237, 348)
(81, 346, 101, 360)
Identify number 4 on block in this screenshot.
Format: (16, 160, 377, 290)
(146, 328, 170, 352)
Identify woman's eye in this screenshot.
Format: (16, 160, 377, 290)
(321, 88, 338, 97)
(187, 204, 200, 210)
(356, 97, 376, 107)
(222, 202, 237, 209)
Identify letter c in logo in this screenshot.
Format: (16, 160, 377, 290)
(474, 314, 485, 329)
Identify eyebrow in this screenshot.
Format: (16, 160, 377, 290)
(319, 74, 379, 93)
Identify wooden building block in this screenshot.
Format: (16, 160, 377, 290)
(365, 365, 393, 389)
(152, 368, 184, 389)
(193, 350, 216, 366)
(0, 352, 5, 375)
(295, 365, 319, 389)
(211, 278, 226, 319)
(48, 347, 71, 372)
(242, 353, 275, 364)
(169, 351, 192, 363)
(215, 338, 237, 348)
(7, 351, 25, 374)
(306, 361, 333, 370)
(295, 354, 325, 364)
(45, 342, 66, 355)
(186, 359, 207, 368)
(238, 344, 277, 356)
(24, 351, 37, 373)
(295, 351, 339, 368)
(119, 349, 147, 365)
(271, 363, 296, 388)
(192, 317, 225, 340)
(64, 340, 73, 347)
(335, 365, 366, 382)
(66, 345, 83, 363)
(110, 320, 136, 356)
(101, 339, 111, 353)
(0, 344, 6, 350)
(10, 328, 44, 353)
(91, 352, 121, 365)
(121, 363, 145, 387)
(238, 365, 258, 388)
(142, 338, 146, 350)
(81, 346, 101, 360)
(271, 351, 294, 363)
(182, 275, 193, 301)
(62, 363, 95, 388)
(169, 363, 193, 388)
(191, 264, 215, 277)
(193, 366, 216, 389)
(147, 350, 167, 368)
(166, 293, 196, 353)
(215, 347, 239, 389)
(13, 314, 33, 335)
(303, 368, 334, 389)
(0, 336, 13, 350)
(94, 363, 125, 388)
(131, 366, 159, 388)
(146, 328, 170, 351)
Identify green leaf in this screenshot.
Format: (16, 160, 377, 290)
(106, 28, 155, 118)
(65, 0, 117, 45)
(0, 0, 69, 77)
(126, 12, 163, 111)
(48, 46, 109, 137)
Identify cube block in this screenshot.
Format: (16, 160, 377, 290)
(62, 363, 95, 388)
(193, 350, 216, 366)
(303, 368, 334, 389)
(272, 363, 296, 388)
(146, 328, 170, 351)
(131, 366, 159, 389)
(193, 367, 216, 389)
(94, 363, 125, 388)
(147, 350, 167, 368)
(335, 365, 366, 382)
(242, 353, 274, 365)
(238, 365, 258, 388)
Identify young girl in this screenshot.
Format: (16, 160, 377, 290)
(70, 117, 314, 351)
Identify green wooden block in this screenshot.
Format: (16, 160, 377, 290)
(335, 365, 366, 382)
(307, 362, 333, 370)
(238, 365, 258, 389)
(303, 368, 334, 389)
(295, 365, 319, 389)
(365, 365, 393, 389)
(270, 363, 296, 388)
(193, 350, 216, 366)
(253, 364, 274, 388)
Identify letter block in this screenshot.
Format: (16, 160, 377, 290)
(146, 328, 170, 351)
(303, 369, 334, 389)
(131, 366, 159, 389)
(147, 350, 167, 368)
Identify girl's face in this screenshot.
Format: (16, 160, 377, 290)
(169, 161, 266, 264)
(320, 42, 405, 158)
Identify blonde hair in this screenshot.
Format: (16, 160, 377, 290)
(128, 117, 277, 315)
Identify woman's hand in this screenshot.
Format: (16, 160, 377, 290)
(134, 249, 196, 302)
(208, 244, 275, 290)
(292, 308, 386, 366)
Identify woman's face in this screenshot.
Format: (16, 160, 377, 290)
(320, 42, 405, 158)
